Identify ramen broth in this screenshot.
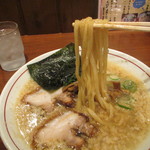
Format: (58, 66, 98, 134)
(15, 62, 150, 150)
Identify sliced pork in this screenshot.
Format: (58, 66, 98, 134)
(23, 88, 62, 112)
(23, 82, 78, 111)
(55, 92, 75, 107)
(62, 81, 78, 94)
(32, 111, 95, 149)
(55, 82, 78, 107)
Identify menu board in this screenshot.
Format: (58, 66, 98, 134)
(98, 0, 150, 22)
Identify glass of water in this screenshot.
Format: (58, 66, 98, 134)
(0, 21, 26, 71)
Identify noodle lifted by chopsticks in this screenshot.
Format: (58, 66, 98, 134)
(74, 17, 109, 112)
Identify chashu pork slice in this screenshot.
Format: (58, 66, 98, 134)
(23, 88, 62, 112)
(33, 111, 95, 149)
(23, 86, 77, 112)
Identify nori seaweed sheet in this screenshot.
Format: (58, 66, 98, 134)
(27, 43, 77, 90)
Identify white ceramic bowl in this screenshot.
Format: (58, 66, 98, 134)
(0, 49, 150, 150)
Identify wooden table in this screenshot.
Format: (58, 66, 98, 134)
(0, 31, 150, 150)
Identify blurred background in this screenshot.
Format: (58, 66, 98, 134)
(0, 0, 149, 35)
(0, 0, 98, 35)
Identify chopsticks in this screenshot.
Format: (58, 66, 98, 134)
(94, 23, 150, 32)
(72, 22, 150, 32)
(109, 22, 150, 26)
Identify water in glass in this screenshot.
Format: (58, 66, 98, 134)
(0, 28, 26, 71)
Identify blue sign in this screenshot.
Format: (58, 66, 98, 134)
(133, 0, 146, 8)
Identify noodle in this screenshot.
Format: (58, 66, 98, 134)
(74, 17, 109, 112)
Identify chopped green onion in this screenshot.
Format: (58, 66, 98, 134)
(117, 104, 132, 110)
(115, 94, 135, 110)
(121, 80, 137, 93)
(107, 74, 120, 81)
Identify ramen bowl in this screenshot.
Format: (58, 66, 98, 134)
(0, 49, 150, 150)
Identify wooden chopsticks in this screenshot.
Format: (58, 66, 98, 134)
(109, 22, 150, 26)
(94, 22, 150, 32)
(72, 22, 150, 32)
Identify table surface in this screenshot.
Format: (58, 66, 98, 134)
(0, 31, 150, 150)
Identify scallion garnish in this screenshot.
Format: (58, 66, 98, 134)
(121, 80, 137, 93)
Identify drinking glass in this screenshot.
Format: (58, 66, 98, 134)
(0, 21, 26, 71)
